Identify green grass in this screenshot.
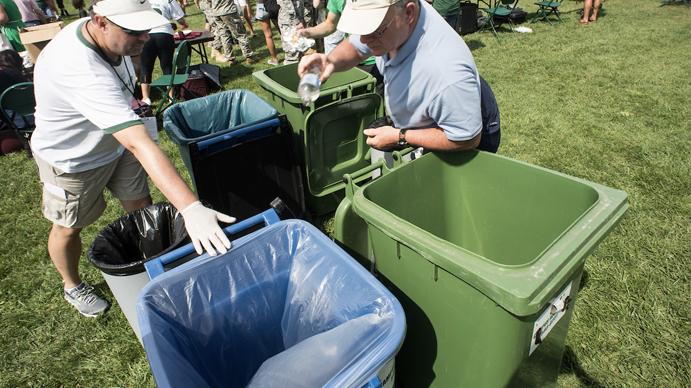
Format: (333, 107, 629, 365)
(1, 0, 690, 386)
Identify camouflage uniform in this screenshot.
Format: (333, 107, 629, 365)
(209, 0, 255, 61)
(302, 0, 314, 26)
(277, 0, 305, 63)
(198, 0, 222, 52)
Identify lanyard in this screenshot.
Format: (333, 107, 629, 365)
(84, 22, 137, 98)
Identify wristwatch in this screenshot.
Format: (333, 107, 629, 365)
(398, 128, 408, 147)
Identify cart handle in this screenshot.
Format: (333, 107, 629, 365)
(342, 146, 417, 200)
(342, 160, 385, 200)
(144, 208, 281, 279)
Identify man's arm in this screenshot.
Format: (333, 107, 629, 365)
(113, 125, 234, 255)
(112, 125, 197, 211)
(298, 39, 366, 80)
(299, 11, 338, 39)
(364, 125, 481, 151)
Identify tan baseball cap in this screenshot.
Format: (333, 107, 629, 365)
(92, 0, 169, 31)
(337, 0, 402, 36)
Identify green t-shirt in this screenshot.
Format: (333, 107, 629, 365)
(326, 0, 345, 16)
(432, 0, 460, 17)
(0, 0, 26, 51)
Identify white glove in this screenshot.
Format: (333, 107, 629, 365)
(255, 3, 267, 20)
(180, 201, 236, 256)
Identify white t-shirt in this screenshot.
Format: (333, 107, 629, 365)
(149, 0, 186, 35)
(234, 0, 247, 9)
(32, 19, 142, 173)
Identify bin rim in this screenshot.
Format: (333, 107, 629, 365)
(251, 66, 374, 105)
(351, 152, 629, 316)
(137, 219, 406, 388)
(162, 89, 279, 145)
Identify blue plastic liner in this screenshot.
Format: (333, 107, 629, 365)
(137, 219, 405, 388)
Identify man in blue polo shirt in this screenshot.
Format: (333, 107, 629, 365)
(297, 0, 499, 153)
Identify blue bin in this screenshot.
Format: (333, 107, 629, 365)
(137, 210, 405, 388)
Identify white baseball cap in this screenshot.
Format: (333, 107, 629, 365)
(337, 0, 402, 36)
(92, 0, 169, 31)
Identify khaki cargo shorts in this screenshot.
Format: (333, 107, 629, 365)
(35, 151, 150, 229)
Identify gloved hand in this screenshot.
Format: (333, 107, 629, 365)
(255, 3, 267, 21)
(180, 201, 236, 256)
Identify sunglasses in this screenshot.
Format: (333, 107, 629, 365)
(366, 17, 394, 40)
(107, 18, 150, 36)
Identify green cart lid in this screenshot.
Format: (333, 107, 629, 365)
(304, 93, 382, 198)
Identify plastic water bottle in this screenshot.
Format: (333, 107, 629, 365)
(298, 65, 321, 105)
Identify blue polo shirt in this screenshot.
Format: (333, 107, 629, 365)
(349, 1, 482, 141)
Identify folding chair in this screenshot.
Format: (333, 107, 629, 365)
(480, 0, 520, 39)
(0, 82, 36, 155)
(150, 40, 191, 116)
(532, 0, 564, 24)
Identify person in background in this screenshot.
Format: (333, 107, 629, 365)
(580, 0, 601, 24)
(35, 0, 58, 20)
(234, 0, 254, 37)
(15, 0, 48, 27)
(31, 0, 235, 317)
(298, 0, 500, 155)
(254, 0, 280, 65)
(72, 0, 88, 18)
(196, 0, 224, 62)
(139, 0, 189, 106)
(208, 0, 256, 64)
(426, 0, 459, 29)
(277, 0, 306, 64)
(54, 0, 69, 18)
(296, 0, 345, 54)
(0, 0, 26, 52)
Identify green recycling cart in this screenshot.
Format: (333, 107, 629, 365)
(335, 150, 628, 387)
(253, 64, 381, 215)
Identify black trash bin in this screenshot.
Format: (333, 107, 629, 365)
(163, 90, 307, 221)
(88, 202, 191, 341)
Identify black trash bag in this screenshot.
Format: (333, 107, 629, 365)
(88, 202, 190, 276)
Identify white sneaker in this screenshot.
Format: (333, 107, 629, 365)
(141, 98, 151, 105)
(64, 283, 109, 317)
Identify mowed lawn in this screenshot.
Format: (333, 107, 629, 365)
(0, 0, 689, 386)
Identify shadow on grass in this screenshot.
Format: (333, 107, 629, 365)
(560, 346, 604, 387)
(466, 39, 486, 51)
(579, 269, 591, 290)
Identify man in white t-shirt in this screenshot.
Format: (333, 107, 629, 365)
(31, 0, 236, 318)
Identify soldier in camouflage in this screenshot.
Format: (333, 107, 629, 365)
(209, 0, 256, 63)
(196, 0, 224, 60)
(277, 0, 306, 63)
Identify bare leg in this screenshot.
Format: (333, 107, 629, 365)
(48, 224, 83, 289)
(243, 5, 255, 36)
(590, 0, 602, 21)
(581, 0, 592, 23)
(120, 195, 152, 213)
(141, 83, 151, 102)
(260, 19, 278, 62)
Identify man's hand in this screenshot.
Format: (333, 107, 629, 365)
(296, 26, 310, 38)
(364, 126, 400, 150)
(180, 201, 236, 256)
(298, 53, 334, 82)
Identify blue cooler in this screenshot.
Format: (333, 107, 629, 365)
(136, 210, 405, 388)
